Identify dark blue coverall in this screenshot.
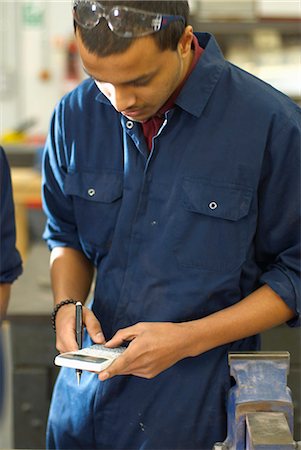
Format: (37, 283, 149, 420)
(42, 33, 301, 449)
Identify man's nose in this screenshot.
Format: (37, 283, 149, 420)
(110, 86, 136, 113)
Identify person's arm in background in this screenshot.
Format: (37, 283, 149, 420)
(0, 147, 22, 421)
(0, 285, 11, 320)
(0, 147, 22, 321)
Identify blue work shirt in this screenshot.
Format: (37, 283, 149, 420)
(43, 33, 300, 450)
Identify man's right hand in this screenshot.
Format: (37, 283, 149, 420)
(55, 304, 105, 353)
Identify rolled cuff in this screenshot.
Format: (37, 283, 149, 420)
(260, 267, 300, 327)
(0, 260, 23, 284)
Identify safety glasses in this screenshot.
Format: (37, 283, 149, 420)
(73, 1, 185, 37)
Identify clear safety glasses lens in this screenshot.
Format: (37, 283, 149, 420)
(73, 1, 184, 37)
(73, 1, 105, 29)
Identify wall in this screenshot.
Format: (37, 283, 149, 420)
(0, 0, 76, 137)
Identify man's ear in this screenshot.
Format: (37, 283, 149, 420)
(178, 26, 194, 57)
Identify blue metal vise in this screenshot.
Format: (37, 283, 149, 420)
(213, 351, 297, 449)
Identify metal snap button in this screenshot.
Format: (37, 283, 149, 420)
(88, 188, 95, 197)
(126, 120, 134, 129)
(209, 201, 218, 210)
(150, 220, 157, 226)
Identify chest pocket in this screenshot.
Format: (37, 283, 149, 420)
(64, 171, 123, 252)
(173, 177, 253, 272)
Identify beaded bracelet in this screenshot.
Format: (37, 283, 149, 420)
(51, 299, 77, 331)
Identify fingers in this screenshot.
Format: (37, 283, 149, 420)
(98, 351, 133, 381)
(55, 305, 105, 353)
(97, 326, 139, 380)
(55, 304, 78, 353)
(98, 347, 158, 381)
(98, 322, 189, 381)
(83, 307, 105, 344)
(99, 325, 152, 381)
(105, 323, 142, 348)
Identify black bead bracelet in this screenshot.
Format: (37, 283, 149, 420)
(51, 299, 77, 331)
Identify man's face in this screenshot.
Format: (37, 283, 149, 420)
(76, 29, 192, 122)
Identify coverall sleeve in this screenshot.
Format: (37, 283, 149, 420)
(42, 100, 83, 252)
(256, 108, 300, 326)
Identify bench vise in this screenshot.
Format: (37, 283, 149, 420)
(213, 351, 297, 449)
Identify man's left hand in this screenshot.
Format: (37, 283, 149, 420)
(98, 322, 191, 380)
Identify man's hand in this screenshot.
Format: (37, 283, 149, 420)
(98, 322, 190, 381)
(55, 304, 105, 353)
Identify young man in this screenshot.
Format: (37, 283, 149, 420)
(43, 1, 300, 448)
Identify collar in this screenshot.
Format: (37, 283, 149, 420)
(174, 33, 226, 117)
(154, 34, 204, 118)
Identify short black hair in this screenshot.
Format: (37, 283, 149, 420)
(74, 1, 190, 56)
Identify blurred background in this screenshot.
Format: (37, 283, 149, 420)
(0, 0, 300, 448)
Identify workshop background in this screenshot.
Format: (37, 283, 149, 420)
(0, 0, 300, 448)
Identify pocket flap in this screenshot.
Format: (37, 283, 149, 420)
(64, 171, 123, 203)
(182, 177, 253, 221)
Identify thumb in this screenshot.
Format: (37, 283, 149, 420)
(84, 308, 105, 344)
(105, 325, 137, 348)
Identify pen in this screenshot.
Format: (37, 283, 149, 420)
(75, 301, 83, 386)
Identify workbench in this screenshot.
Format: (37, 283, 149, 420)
(11, 168, 42, 262)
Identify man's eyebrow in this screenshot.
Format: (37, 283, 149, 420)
(82, 66, 155, 86)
